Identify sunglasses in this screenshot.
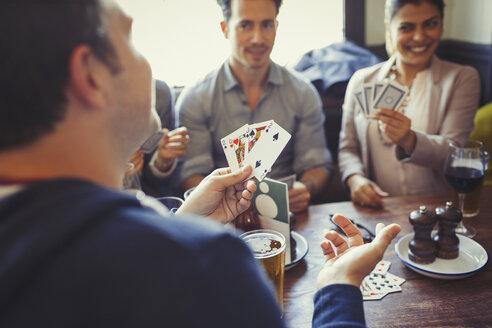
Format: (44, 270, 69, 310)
(328, 214, 375, 243)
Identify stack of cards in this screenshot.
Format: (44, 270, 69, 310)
(221, 120, 291, 181)
(355, 80, 409, 118)
(361, 261, 405, 300)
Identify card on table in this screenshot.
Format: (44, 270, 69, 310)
(360, 260, 406, 301)
(372, 260, 391, 275)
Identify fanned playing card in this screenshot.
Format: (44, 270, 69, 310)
(221, 124, 249, 171)
(243, 121, 291, 181)
(354, 88, 367, 117)
(373, 81, 409, 111)
(247, 120, 274, 154)
(363, 83, 373, 116)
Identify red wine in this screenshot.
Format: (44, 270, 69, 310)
(445, 167, 484, 194)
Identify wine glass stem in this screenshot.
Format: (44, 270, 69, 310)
(458, 193, 465, 213)
(456, 193, 467, 232)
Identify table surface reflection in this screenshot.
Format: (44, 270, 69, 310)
(283, 187, 492, 328)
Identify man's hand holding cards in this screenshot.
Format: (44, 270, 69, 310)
(221, 120, 291, 181)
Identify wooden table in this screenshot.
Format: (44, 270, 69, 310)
(283, 186, 492, 328)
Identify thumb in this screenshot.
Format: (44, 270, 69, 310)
(370, 182, 389, 197)
(372, 223, 401, 254)
(213, 165, 253, 187)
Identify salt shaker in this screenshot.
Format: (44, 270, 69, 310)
(408, 205, 437, 264)
(433, 201, 462, 259)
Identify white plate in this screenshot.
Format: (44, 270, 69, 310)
(395, 233, 489, 279)
(285, 231, 308, 271)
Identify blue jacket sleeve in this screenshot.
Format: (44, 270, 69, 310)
(313, 284, 366, 328)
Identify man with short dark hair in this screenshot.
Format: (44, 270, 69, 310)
(177, 0, 334, 213)
(0, 1, 400, 327)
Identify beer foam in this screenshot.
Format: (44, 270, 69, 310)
(243, 232, 285, 259)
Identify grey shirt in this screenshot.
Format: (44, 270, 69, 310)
(176, 60, 333, 183)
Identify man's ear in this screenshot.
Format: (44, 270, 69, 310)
(220, 20, 228, 39)
(67, 45, 109, 110)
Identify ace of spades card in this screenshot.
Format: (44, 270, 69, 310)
(244, 121, 291, 181)
(246, 120, 274, 154)
(220, 124, 249, 171)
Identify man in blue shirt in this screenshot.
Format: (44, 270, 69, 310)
(0, 1, 400, 327)
(177, 0, 333, 213)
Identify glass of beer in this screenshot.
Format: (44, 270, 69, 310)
(240, 229, 286, 313)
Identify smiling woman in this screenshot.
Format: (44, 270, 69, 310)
(116, 0, 343, 86)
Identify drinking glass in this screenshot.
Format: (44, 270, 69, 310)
(444, 140, 487, 238)
(123, 163, 142, 191)
(157, 196, 184, 214)
(452, 150, 489, 218)
(240, 229, 286, 314)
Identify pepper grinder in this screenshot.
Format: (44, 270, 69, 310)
(433, 201, 462, 259)
(408, 205, 437, 264)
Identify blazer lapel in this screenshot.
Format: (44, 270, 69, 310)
(427, 56, 443, 133)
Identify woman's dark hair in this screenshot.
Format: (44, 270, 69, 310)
(0, 0, 119, 151)
(216, 0, 283, 22)
(385, 0, 445, 22)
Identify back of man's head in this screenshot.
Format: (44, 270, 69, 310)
(0, 0, 118, 152)
(216, 0, 283, 22)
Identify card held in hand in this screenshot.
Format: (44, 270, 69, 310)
(373, 81, 409, 111)
(221, 124, 249, 171)
(220, 120, 291, 181)
(243, 121, 291, 181)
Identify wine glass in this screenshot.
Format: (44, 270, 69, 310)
(123, 163, 142, 192)
(444, 140, 486, 238)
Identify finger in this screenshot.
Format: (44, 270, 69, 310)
(376, 108, 406, 119)
(168, 126, 187, 136)
(289, 190, 310, 204)
(128, 149, 141, 163)
(164, 143, 187, 152)
(360, 185, 384, 207)
(211, 165, 252, 186)
(323, 230, 349, 254)
(371, 223, 401, 254)
(332, 214, 364, 247)
(375, 222, 385, 235)
(244, 179, 257, 194)
(356, 186, 382, 208)
(168, 133, 189, 142)
(320, 240, 337, 260)
(289, 200, 309, 213)
(370, 183, 389, 198)
(210, 167, 233, 177)
(240, 188, 254, 201)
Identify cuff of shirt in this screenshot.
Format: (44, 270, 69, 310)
(148, 151, 177, 178)
(313, 284, 366, 328)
